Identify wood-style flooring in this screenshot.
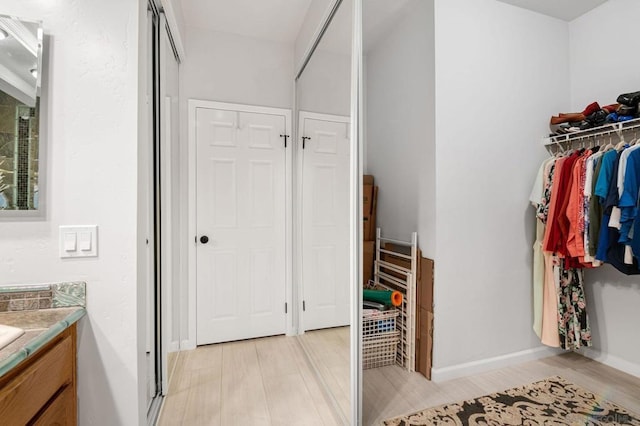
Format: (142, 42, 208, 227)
(158, 332, 640, 426)
(158, 335, 343, 425)
(298, 327, 351, 422)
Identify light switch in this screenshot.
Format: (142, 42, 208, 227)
(64, 232, 77, 252)
(78, 232, 92, 251)
(60, 225, 98, 258)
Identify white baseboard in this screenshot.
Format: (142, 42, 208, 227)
(578, 347, 640, 379)
(181, 339, 196, 351)
(168, 341, 180, 353)
(431, 346, 564, 382)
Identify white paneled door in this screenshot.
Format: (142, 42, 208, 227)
(300, 113, 350, 331)
(196, 106, 288, 345)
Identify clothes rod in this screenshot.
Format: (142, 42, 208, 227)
(542, 118, 640, 150)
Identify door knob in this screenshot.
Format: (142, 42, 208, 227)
(200, 235, 209, 244)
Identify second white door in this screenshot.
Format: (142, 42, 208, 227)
(196, 105, 288, 345)
(300, 112, 350, 331)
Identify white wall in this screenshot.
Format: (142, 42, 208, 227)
(297, 49, 351, 117)
(569, 0, 640, 377)
(364, 0, 435, 255)
(181, 28, 294, 109)
(294, 0, 337, 73)
(432, 0, 571, 373)
(0, 0, 145, 424)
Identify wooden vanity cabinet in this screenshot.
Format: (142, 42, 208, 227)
(0, 324, 77, 425)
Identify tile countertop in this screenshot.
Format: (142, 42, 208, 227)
(0, 307, 86, 378)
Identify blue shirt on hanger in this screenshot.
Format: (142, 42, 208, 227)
(594, 149, 618, 200)
(619, 148, 640, 248)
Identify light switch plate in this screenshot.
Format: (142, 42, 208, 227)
(59, 225, 98, 258)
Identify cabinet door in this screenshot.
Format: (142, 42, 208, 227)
(0, 334, 73, 424)
(30, 385, 76, 426)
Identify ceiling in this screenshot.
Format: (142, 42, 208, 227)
(180, 0, 313, 43)
(495, 0, 608, 21)
(179, 0, 609, 48)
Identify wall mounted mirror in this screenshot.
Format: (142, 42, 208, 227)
(0, 14, 43, 212)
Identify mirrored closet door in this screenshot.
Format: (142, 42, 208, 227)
(296, 0, 353, 422)
(359, 0, 435, 424)
(146, 2, 182, 422)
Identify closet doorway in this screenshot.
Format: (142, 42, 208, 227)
(192, 101, 293, 345)
(300, 112, 351, 331)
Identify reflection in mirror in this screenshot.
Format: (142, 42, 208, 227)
(0, 15, 42, 211)
(362, 0, 435, 424)
(296, 0, 352, 422)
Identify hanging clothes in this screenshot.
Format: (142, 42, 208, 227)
(556, 260, 591, 350)
(532, 151, 592, 351)
(530, 137, 640, 350)
(529, 157, 555, 340)
(621, 148, 640, 258)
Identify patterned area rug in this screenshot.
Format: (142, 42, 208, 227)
(383, 376, 640, 425)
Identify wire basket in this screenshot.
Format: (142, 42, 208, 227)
(363, 309, 400, 369)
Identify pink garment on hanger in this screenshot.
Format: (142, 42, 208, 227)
(541, 251, 560, 347)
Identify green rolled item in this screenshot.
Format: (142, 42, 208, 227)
(363, 289, 402, 307)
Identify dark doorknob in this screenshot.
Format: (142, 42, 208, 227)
(200, 235, 209, 244)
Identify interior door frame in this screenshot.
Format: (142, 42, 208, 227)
(186, 99, 294, 350)
(296, 110, 350, 333)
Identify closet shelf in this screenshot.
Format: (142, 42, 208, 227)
(542, 117, 640, 153)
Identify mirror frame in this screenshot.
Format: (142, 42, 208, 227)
(351, 0, 363, 422)
(0, 14, 44, 219)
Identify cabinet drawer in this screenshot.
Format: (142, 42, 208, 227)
(30, 384, 76, 426)
(0, 334, 73, 425)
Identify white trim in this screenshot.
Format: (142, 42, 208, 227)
(431, 346, 564, 383)
(168, 341, 180, 353)
(187, 100, 197, 351)
(297, 111, 350, 334)
(160, 93, 172, 396)
(187, 99, 294, 349)
(291, 79, 300, 336)
(578, 348, 640, 379)
(350, 0, 363, 422)
(299, 111, 350, 125)
(181, 339, 196, 351)
(189, 99, 292, 117)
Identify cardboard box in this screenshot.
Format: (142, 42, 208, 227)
(363, 241, 375, 286)
(363, 183, 374, 217)
(363, 175, 374, 214)
(368, 186, 378, 241)
(416, 257, 434, 379)
(416, 309, 433, 380)
(419, 257, 434, 313)
(362, 175, 377, 241)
